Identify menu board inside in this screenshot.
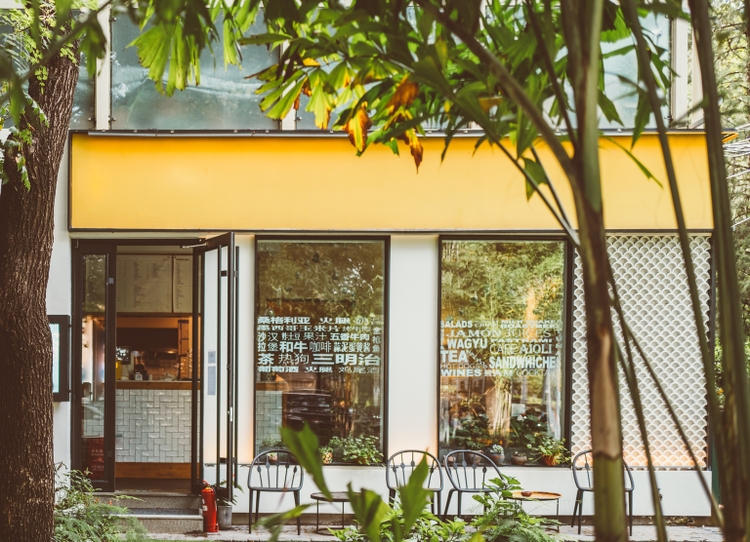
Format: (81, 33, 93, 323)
(116, 255, 192, 313)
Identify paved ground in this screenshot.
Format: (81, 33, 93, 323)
(146, 524, 725, 541)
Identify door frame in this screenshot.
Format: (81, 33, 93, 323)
(71, 241, 117, 491)
(191, 232, 238, 501)
(71, 238, 201, 492)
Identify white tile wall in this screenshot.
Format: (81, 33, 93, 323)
(255, 390, 283, 451)
(115, 389, 191, 462)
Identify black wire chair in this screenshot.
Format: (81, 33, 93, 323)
(247, 449, 304, 534)
(443, 450, 503, 518)
(385, 450, 444, 517)
(571, 449, 635, 534)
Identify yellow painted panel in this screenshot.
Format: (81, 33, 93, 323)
(70, 133, 712, 231)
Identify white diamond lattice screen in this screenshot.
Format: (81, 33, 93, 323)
(570, 236, 711, 468)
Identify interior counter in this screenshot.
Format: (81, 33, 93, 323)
(116, 380, 192, 390)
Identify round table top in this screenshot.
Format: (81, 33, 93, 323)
(510, 491, 562, 501)
(310, 491, 358, 502)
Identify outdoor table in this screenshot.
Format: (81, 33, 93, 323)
(509, 491, 562, 530)
(310, 491, 360, 532)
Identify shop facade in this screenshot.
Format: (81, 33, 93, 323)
(44, 10, 714, 520)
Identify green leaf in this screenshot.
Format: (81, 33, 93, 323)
(604, 136, 662, 188)
(347, 485, 390, 542)
(240, 33, 291, 46)
(328, 61, 352, 90)
(264, 77, 306, 119)
(598, 89, 623, 125)
(397, 458, 430, 534)
(8, 77, 25, 126)
(132, 23, 174, 94)
(280, 424, 332, 500)
(55, 0, 73, 26)
(255, 504, 313, 542)
(522, 157, 549, 200)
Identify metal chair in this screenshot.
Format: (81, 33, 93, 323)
(443, 450, 503, 518)
(248, 449, 304, 534)
(571, 449, 635, 534)
(385, 450, 444, 517)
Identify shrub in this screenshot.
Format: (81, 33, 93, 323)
(472, 476, 558, 542)
(54, 466, 148, 542)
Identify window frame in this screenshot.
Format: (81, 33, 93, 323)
(50, 314, 71, 402)
(253, 235, 390, 464)
(436, 234, 574, 463)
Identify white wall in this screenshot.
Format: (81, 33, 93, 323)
(236, 235, 254, 463)
(387, 235, 439, 454)
(50, 142, 72, 468)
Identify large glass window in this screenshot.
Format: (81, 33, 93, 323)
(111, 16, 279, 130)
(255, 239, 386, 464)
(439, 239, 567, 463)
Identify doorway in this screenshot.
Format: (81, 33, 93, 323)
(72, 237, 239, 497)
(73, 241, 197, 492)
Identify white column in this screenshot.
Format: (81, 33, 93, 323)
(95, 4, 112, 130)
(387, 235, 439, 455)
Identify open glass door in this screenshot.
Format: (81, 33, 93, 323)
(72, 243, 116, 491)
(192, 233, 238, 501)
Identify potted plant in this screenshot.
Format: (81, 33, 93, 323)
(466, 440, 484, 464)
(209, 481, 243, 530)
(329, 435, 383, 465)
(510, 450, 528, 466)
(320, 445, 333, 465)
(530, 436, 570, 466)
(267, 451, 278, 464)
(260, 435, 283, 452)
(487, 444, 505, 465)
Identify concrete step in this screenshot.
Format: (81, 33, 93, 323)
(102, 492, 203, 534)
(103, 491, 202, 510)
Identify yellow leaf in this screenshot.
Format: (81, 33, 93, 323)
(344, 104, 372, 153)
(478, 96, 503, 113)
(397, 129, 423, 170)
(302, 58, 321, 67)
(387, 76, 419, 114)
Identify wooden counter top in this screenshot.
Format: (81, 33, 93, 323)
(115, 380, 193, 390)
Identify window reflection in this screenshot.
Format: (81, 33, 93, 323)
(439, 240, 566, 462)
(255, 240, 386, 463)
(110, 16, 279, 130)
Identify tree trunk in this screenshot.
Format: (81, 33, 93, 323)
(0, 40, 79, 540)
(577, 200, 628, 542)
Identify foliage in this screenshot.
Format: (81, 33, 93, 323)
(329, 435, 384, 465)
(488, 444, 504, 455)
(528, 436, 570, 465)
(332, 505, 468, 542)
(508, 410, 547, 450)
(472, 479, 558, 542)
(260, 435, 284, 448)
(54, 467, 148, 542)
(242, 2, 682, 540)
(209, 480, 244, 506)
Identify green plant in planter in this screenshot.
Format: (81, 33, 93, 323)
(472, 477, 559, 541)
(528, 436, 570, 466)
(260, 435, 284, 450)
(508, 410, 547, 449)
(329, 435, 383, 465)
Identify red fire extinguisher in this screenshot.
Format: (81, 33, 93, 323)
(201, 481, 219, 533)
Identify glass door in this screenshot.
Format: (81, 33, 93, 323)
(192, 233, 238, 500)
(72, 244, 116, 491)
